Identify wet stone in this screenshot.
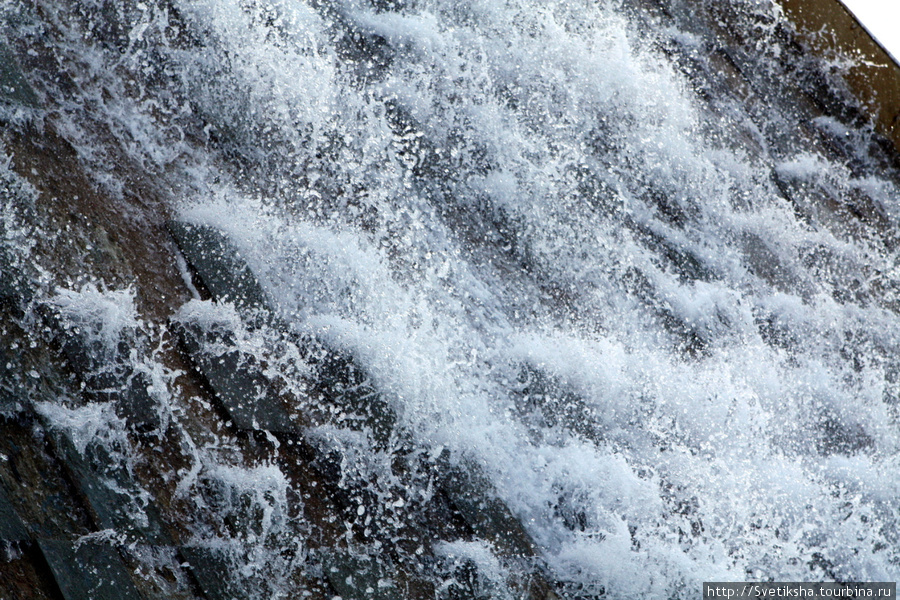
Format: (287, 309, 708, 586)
(56, 334, 116, 389)
(512, 366, 605, 446)
(626, 217, 714, 283)
(313, 349, 397, 445)
(321, 550, 403, 600)
(0, 246, 33, 314)
(0, 483, 29, 542)
(171, 221, 397, 441)
(770, 168, 855, 241)
(740, 233, 806, 297)
(54, 433, 171, 545)
(816, 410, 875, 456)
(434, 455, 536, 559)
(432, 533, 556, 600)
(0, 39, 39, 108)
(433, 555, 495, 600)
(37, 539, 143, 600)
(332, 11, 394, 81)
(41, 309, 163, 433)
(175, 319, 301, 434)
(0, 348, 25, 414)
(180, 546, 245, 600)
(0, 414, 97, 540)
(620, 266, 709, 357)
(0, 543, 64, 600)
(42, 306, 125, 390)
(111, 371, 162, 435)
(168, 221, 272, 322)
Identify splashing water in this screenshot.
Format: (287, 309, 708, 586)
(5, 0, 900, 596)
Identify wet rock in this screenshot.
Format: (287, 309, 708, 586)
(0, 483, 29, 542)
(179, 546, 245, 600)
(313, 349, 397, 446)
(0, 542, 65, 600)
(37, 539, 143, 600)
(432, 554, 496, 600)
(174, 319, 303, 435)
(0, 39, 38, 108)
(48, 326, 164, 434)
(320, 550, 403, 600)
(0, 247, 33, 315)
(170, 221, 397, 442)
(111, 371, 162, 435)
(771, 167, 865, 243)
(432, 539, 558, 600)
(327, 8, 394, 82)
(433, 453, 536, 559)
(740, 233, 802, 295)
(636, 224, 714, 284)
(0, 347, 25, 415)
(512, 366, 605, 446)
(0, 414, 96, 541)
(754, 310, 799, 351)
(621, 266, 709, 356)
(167, 221, 272, 323)
(53, 431, 172, 545)
(816, 410, 875, 456)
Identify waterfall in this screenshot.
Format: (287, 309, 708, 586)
(1, 0, 898, 598)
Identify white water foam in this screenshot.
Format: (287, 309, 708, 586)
(13, 0, 900, 594)
(166, 0, 900, 591)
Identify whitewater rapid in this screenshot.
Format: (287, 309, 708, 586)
(6, 0, 900, 596)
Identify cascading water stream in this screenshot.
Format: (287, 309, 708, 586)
(1, 0, 899, 597)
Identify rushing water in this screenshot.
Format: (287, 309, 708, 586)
(4, 0, 900, 596)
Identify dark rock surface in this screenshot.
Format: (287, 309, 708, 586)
(38, 539, 144, 600)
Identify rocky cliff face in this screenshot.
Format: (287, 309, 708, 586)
(1, 1, 899, 598)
